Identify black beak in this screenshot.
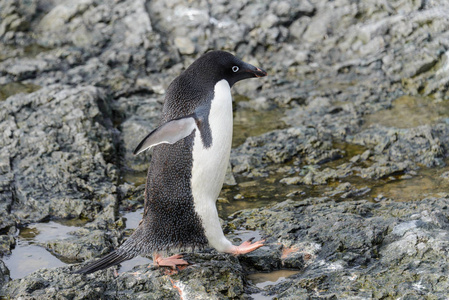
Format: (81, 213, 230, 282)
(253, 67, 268, 77)
(242, 61, 268, 78)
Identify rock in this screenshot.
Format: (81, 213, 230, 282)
(280, 164, 353, 185)
(42, 228, 121, 263)
(174, 36, 196, 55)
(5, 196, 449, 299)
(231, 126, 341, 177)
(0, 85, 118, 225)
(1, 252, 247, 299)
(226, 197, 449, 298)
(348, 124, 446, 167)
(112, 95, 163, 172)
(0, 260, 10, 287)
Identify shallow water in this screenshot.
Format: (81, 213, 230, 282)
(248, 269, 301, 288)
(364, 95, 449, 128)
(218, 175, 305, 218)
(0, 82, 41, 101)
(233, 102, 286, 147)
(369, 165, 449, 201)
(4, 243, 66, 279)
(123, 209, 144, 230)
(4, 221, 81, 279)
(247, 269, 301, 299)
(118, 255, 152, 273)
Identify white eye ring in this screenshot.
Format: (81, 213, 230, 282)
(232, 66, 239, 72)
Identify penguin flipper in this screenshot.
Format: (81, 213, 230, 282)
(73, 250, 131, 274)
(133, 115, 197, 155)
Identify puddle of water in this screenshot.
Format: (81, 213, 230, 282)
(248, 269, 300, 289)
(233, 98, 286, 147)
(230, 230, 263, 243)
(0, 82, 41, 101)
(3, 242, 67, 279)
(369, 165, 449, 201)
(19, 221, 79, 243)
(120, 170, 147, 187)
(249, 292, 275, 300)
(118, 255, 152, 273)
(4, 221, 83, 279)
(122, 208, 144, 230)
(247, 269, 301, 300)
(364, 95, 449, 129)
(218, 175, 306, 218)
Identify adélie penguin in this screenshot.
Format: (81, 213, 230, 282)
(75, 50, 267, 274)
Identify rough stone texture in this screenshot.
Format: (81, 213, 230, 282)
(226, 197, 449, 299)
(2, 254, 247, 299)
(1, 0, 449, 298)
(0, 85, 118, 225)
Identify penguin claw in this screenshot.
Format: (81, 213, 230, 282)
(229, 239, 265, 255)
(153, 254, 189, 270)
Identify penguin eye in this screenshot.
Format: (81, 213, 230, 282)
(232, 66, 239, 72)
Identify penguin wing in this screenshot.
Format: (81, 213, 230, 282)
(133, 115, 197, 155)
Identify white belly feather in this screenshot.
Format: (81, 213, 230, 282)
(191, 79, 234, 252)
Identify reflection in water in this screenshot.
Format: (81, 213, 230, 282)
(4, 243, 66, 279)
(218, 175, 303, 218)
(123, 209, 144, 230)
(247, 269, 301, 300)
(248, 269, 300, 289)
(19, 221, 80, 243)
(118, 255, 152, 273)
(4, 221, 81, 279)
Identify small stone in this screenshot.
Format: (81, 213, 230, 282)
(350, 154, 360, 163)
(174, 37, 196, 55)
(286, 190, 303, 197)
(280, 176, 302, 185)
(360, 150, 371, 161)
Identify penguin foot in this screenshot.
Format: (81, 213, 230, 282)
(153, 253, 189, 270)
(229, 239, 265, 255)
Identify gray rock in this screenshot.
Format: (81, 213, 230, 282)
(0, 85, 118, 225)
(348, 124, 447, 167)
(0, 260, 10, 287)
(112, 95, 163, 172)
(1, 252, 249, 299)
(174, 36, 196, 55)
(231, 126, 341, 177)
(227, 197, 449, 298)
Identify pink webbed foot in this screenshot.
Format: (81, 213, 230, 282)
(153, 253, 189, 270)
(228, 239, 265, 255)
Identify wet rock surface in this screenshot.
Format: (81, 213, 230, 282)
(1, 0, 449, 298)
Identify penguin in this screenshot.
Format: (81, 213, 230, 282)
(75, 50, 267, 274)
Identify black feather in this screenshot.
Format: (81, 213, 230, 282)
(73, 250, 131, 274)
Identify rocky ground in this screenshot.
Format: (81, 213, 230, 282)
(1, 0, 449, 299)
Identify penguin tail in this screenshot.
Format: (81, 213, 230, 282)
(73, 250, 133, 274)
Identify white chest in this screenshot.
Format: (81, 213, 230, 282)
(191, 79, 233, 203)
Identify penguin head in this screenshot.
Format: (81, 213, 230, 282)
(189, 50, 267, 87)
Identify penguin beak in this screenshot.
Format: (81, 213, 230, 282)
(242, 62, 267, 78)
(253, 67, 268, 78)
